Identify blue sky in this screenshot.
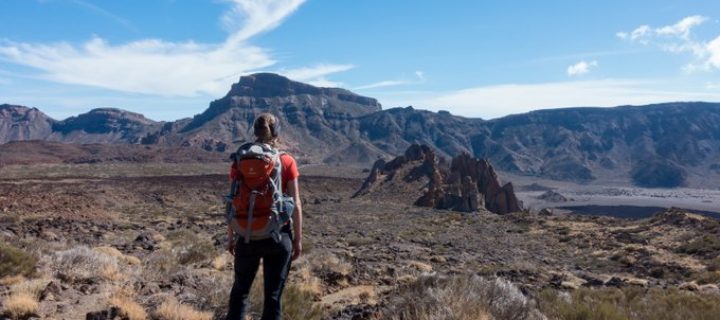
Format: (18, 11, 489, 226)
(2, 0, 720, 120)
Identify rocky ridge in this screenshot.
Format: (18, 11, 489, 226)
(3, 75, 720, 187)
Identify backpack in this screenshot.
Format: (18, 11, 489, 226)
(225, 142, 295, 244)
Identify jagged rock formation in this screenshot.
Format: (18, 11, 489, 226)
(356, 144, 522, 214)
(3, 74, 720, 187)
(444, 153, 522, 214)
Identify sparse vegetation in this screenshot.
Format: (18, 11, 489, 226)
(10, 278, 51, 299)
(175, 240, 215, 265)
(688, 270, 720, 285)
(0, 242, 37, 278)
(52, 246, 122, 282)
(3, 292, 39, 319)
(387, 274, 542, 320)
(538, 287, 720, 320)
(707, 257, 720, 272)
(143, 248, 180, 282)
(166, 229, 216, 265)
(155, 297, 213, 320)
(308, 252, 352, 286)
(109, 295, 148, 320)
(677, 235, 720, 258)
(247, 268, 324, 320)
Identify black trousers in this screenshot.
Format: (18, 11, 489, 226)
(226, 233, 292, 320)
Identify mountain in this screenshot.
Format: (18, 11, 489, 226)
(0, 104, 54, 143)
(0, 105, 163, 145)
(50, 108, 163, 144)
(146, 73, 383, 161)
(474, 103, 720, 187)
(2, 74, 720, 188)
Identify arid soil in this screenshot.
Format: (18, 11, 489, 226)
(1, 164, 719, 319)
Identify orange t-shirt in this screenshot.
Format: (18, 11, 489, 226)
(229, 153, 299, 194)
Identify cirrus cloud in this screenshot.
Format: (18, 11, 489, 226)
(0, 0, 332, 97)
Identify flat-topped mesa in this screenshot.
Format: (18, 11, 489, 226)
(178, 73, 382, 144)
(355, 144, 523, 214)
(224, 73, 381, 113)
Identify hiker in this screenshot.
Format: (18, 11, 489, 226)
(225, 113, 303, 320)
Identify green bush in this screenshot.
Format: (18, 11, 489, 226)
(0, 242, 37, 278)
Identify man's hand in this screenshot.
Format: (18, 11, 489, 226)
(227, 240, 235, 256)
(292, 239, 302, 261)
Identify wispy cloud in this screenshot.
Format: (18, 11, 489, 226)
(67, 0, 138, 32)
(0, 0, 313, 97)
(567, 60, 598, 76)
(617, 15, 720, 71)
(354, 71, 426, 90)
(222, 0, 305, 43)
(384, 79, 720, 119)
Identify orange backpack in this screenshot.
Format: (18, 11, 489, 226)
(225, 143, 293, 243)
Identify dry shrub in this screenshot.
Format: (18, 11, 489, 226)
(538, 286, 720, 320)
(0, 274, 26, 286)
(124, 255, 142, 265)
(4, 292, 39, 319)
(175, 240, 215, 265)
(11, 278, 51, 299)
(94, 246, 125, 259)
(109, 296, 147, 320)
(0, 242, 37, 278)
(165, 230, 216, 266)
(387, 274, 542, 320)
(143, 249, 179, 282)
(307, 251, 352, 286)
(294, 264, 323, 297)
(155, 297, 213, 320)
(281, 283, 324, 320)
(95, 246, 141, 265)
(244, 268, 324, 320)
(186, 269, 233, 312)
(52, 246, 122, 282)
(211, 253, 231, 271)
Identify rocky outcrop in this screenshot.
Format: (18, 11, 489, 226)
(354, 144, 444, 198)
(356, 144, 522, 214)
(443, 153, 522, 214)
